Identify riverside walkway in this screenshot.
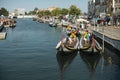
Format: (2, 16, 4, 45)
(89, 26, 120, 40)
(89, 25, 120, 51)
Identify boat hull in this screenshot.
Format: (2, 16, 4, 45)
(56, 38, 79, 52)
(79, 37, 102, 54)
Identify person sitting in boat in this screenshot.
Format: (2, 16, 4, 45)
(69, 29, 77, 47)
(83, 30, 90, 44)
(66, 24, 71, 36)
(70, 29, 76, 38)
(65, 37, 70, 45)
(67, 24, 71, 31)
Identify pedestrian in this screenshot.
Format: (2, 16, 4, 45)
(113, 15, 117, 27)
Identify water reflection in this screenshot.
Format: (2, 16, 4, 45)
(79, 52, 100, 80)
(56, 51, 77, 80)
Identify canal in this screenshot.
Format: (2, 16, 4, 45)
(0, 18, 120, 80)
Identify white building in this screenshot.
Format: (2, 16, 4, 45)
(14, 8, 25, 16)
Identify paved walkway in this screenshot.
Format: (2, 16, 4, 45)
(89, 25, 120, 40)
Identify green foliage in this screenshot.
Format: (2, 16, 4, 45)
(69, 5, 81, 16)
(51, 8, 61, 16)
(25, 12, 28, 15)
(34, 7, 39, 12)
(0, 7, 9, 16)
(28, 11, 36, 15)
(44, 10, 51, 16)
(29, 5, 82, 17)
(37, 11, 44, 17)
(61, 8, 69, 15)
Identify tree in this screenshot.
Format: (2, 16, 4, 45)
(61, 8, 69, 15)
(37, 11, 44, 17)
(34, 7, 39, 13)
(44, 10, 51, 16)
(25, 12, 28, 15)
(51, 8, 61, 16)
(76, 8, 81, 15)
(69, 5, 81, 16)
(0, 7, 9, 16)
(28, 11, 36, 15)
(28, 7, 39, 15)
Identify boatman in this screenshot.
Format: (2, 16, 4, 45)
(67, 24, 71, 31)
(69, 29, 77, 46)
(83, 30, 90, 43)
(70, 29, 76, 38)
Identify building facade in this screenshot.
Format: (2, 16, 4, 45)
(114, 0, 120, 15)
(88, 0, 120, 18)
(88, 0, 95, 18)
(14, 8, 25, 16)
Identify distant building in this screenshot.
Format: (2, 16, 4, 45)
(14, 8, 25, 16)
(8, 12, 15, 18)
(46, 6, 57, 12)
(37, 6, 57, 13)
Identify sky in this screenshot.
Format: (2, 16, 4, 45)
(0, 0, 88, 13)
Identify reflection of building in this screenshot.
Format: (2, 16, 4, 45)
(14, 8, 25, 16)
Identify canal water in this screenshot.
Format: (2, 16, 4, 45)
(0, 18, 120, 80)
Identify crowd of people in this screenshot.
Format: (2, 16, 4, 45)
(0, 17, 16, 29)
(65, 22, 92, 47)
(93, 15, 120, 27)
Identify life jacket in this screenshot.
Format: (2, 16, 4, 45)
(84, 32, 88, 38)
(70, 32, 76, 38)
(67, 25, 71, 30)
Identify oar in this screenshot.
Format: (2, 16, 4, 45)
(60, 34, 64, 47)
(91, 34, 95, 52)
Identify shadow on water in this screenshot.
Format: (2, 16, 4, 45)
(101, 46, 120, 68)
(56, 51, 78, 80)
(79, 52, 101, 80)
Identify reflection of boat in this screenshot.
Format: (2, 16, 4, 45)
(79, 52, 100, 72)
(79, 36, 102, 54)
(56, 37, 79, 52)
(56, 51, 78, 73)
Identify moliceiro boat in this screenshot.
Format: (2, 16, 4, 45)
(56, 37, 79, 52)
(79, 35, 102, 54)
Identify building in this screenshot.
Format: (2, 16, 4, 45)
(37, 6, 57, 13)
(88, 0, 106, 18)
(14, 8, 25, 16)
(88, 0, 95, 18)
(95, 0, 107, 18)
(46, 6, 57, 12)
(88, 0, 120, 18)
(114, 0, 120, 16)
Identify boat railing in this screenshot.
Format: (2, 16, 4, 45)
(94, 39, 102, 50)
